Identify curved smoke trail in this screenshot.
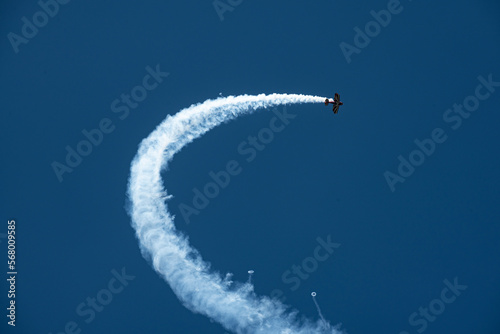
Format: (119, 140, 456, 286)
(127, 93, 342, 334)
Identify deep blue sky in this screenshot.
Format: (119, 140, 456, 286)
(1, 0, 500, 333)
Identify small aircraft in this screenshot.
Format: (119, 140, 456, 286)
(324, 93, 343, 114)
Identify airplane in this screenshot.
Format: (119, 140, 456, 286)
(324, 93, 343, 114)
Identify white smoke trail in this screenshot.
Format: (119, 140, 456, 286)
(248, 270, 255, 284)
(127, 93, 342, 334)
(311, 292, 329, 330)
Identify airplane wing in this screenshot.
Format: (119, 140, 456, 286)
(334, 93, 340, 102)
(333, 104, 339, 114)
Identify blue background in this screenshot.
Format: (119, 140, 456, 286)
(1, 0, 500, 333)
